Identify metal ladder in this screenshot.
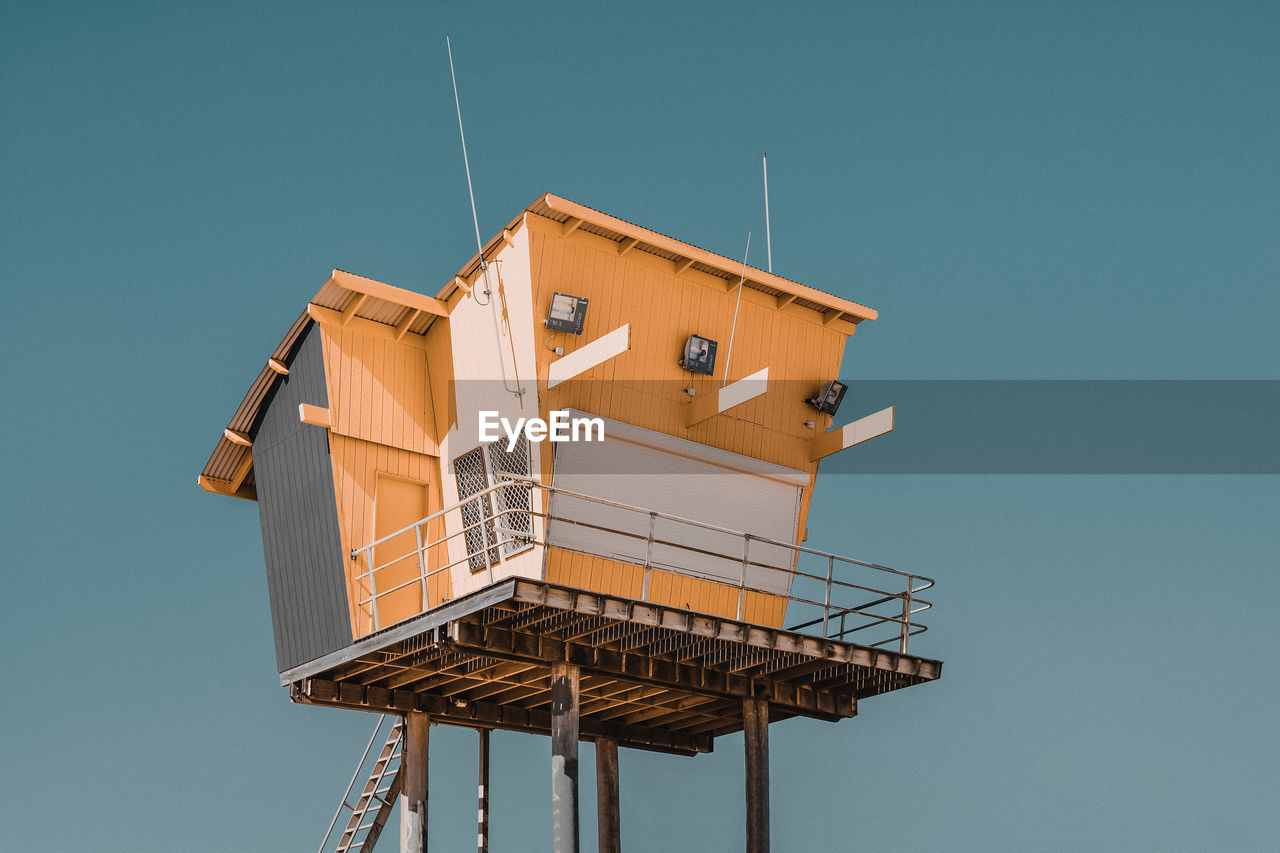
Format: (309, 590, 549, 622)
(318, 715, 404, 853)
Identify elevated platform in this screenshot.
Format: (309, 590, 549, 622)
(289, 579, 942, 756)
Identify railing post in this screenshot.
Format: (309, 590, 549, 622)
(822, 555, 833, 638)
(415, 523, 428, 612)
(736, 535, 751, 621)
(478, 495, 496, 586)
(643, 511, 656, 602)
(899, 581, 913, 654)
(366, 549, 381, 632)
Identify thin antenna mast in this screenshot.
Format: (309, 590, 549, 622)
(721, 230, 751, 386)
(762, 152, 772, 273)
(447, 36, 523, 396)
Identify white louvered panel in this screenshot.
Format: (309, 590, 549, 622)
(548, 424, 803, 595)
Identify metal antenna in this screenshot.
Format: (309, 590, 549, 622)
(721, 230, 751, 386)
(762, 152, 772, 273)
(448, 36, 485, 265)
(447, 36, 523, 395)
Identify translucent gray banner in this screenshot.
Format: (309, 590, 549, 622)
(451, 380, 1279, 474)
(826, 380, 1278, 474)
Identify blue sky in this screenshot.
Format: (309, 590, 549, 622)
(2, 2, 1277, 850)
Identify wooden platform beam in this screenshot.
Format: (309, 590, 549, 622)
(294, 678, 712, 756)
(286, 580, 940, 757)
(448, 622, 852, 720)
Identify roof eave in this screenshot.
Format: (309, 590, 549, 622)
(433, 193, 879, 327)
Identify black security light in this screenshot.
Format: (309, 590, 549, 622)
(680, 334, 717, 375)
(546, 292, 588, 334)
(807, 380, 847, 415)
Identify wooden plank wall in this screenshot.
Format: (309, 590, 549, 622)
(312, 314, 448, 638)
(328, 433, 447, 637)
(321, 319, 439, 457)
(528, 213, 853, 627)
(423, 317, 457, 440)
(545, 549, 643, 599)
(544, 549, 787, 624)
(528, 213, 849, 472)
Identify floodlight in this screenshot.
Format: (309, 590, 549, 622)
(680, 334, 717, 375)
(807, 380, 847, 415)
(546, 292, 588, 334)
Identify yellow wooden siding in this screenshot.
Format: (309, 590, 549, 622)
(528, 213, 847, 476)
(328, 432, 447, 638)
(423, 318, 457, 438)
(527, 213, 852, 617)
(319, 321, 438, 457)
(545, 548, 644, 599)
(545, 548, 787, 626)
(371, 473, 455, 627)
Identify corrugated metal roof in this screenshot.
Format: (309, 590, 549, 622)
(200, 266, 454, 499)
(199, 310, 313, 498)
(312, 272, 445, 334)
(449, 193, 878, 326)
(431, 192, 876, 324)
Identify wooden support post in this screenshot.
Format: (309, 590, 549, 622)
(595, 738, 620, 853)
(743, 698, 770, 853)
(550, 662, 580, 853)
(478, 729, 490, 853)
(402, 712, 429, 853)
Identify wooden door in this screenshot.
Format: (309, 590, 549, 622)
(372, 474, 437, 626)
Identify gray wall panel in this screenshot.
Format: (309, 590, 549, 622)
(251, 323, 352, 672)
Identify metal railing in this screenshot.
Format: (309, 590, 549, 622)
(350, 480, 533, 635)
(351, 476, 933, 653)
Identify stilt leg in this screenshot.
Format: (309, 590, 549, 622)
(401, 711, 429, 853)
(596, 737, 620, 853)
(478, 729, 490, 853)
(743, 698, 769, 853)
(550, 662, 580, 853)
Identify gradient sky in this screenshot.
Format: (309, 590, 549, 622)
(3, 3, 1278, 851)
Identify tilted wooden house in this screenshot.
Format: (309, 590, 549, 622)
(199, 193, 921, 676)
(199, 192, 941, 852)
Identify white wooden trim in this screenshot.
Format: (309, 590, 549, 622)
(809, 406, 895, 461)
(686, 367, 770, 427)
(546, 324, 630, 389)
(298, 403, 332, 428)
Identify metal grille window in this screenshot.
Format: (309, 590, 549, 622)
(453, 437, 533, 573)
(487, 436, 533, 557)
(454, 448, 498, 571)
